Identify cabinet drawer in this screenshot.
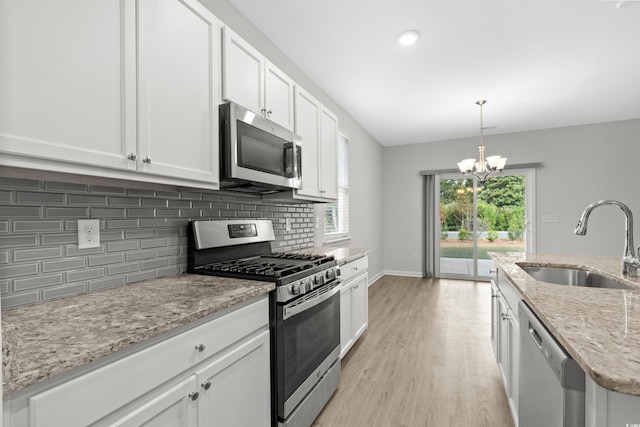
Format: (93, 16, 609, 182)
(340, 256, 368, 282)
(28, 296, 268, 427)
(496, 268, 522, 320)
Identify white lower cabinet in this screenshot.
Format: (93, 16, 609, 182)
(4, 296, 270, 427)
(100, 375, 199, 427)
(491, 267, 520, 427)
(196, 330, 270, 427)
(339, 256, 369, 358)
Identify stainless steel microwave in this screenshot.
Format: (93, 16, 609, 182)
(219, 102, 301, 193)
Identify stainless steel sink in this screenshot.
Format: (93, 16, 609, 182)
(518, 265, 630, 289)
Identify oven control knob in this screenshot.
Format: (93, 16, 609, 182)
(315, 274, 325, 286)
(307, 279, 314, 292)
(292, 283, 301, 295)
(326, 270, 335, 281)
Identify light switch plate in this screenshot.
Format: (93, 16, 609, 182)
(78, 219, 100, 249)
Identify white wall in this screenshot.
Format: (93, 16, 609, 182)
(200, 0, 385, 279)
(383, 119, 640, 276)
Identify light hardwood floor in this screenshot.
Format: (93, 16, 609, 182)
(312, 275, 515, 427)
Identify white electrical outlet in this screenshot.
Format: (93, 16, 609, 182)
(285, 218, 292, 232)
(78, 219, 100, 249)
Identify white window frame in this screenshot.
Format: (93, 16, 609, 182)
(323, 133, 350, 244)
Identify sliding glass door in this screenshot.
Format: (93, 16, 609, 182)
(437, 170, 534, 280)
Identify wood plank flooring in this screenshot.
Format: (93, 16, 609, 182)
(312, 275, 514, 427)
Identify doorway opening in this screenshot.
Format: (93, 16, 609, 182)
(436, 170, 534, 280)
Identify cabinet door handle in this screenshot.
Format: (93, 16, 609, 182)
(501, 313, 511, 321)
(142, 156, 152, 164)
(127, 153, 137, 161)
(195, 343, 206, 352)
(201, 381, 211, 390)
(188, 391, 199, 401)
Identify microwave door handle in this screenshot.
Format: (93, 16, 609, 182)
(283, 281, 341, 320)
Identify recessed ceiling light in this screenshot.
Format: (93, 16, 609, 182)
(397, 30, 420, 46)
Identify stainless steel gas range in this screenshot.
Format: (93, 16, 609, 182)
(187, 219, 341, 427)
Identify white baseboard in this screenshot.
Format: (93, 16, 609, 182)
(382, 270, 423, 278)
(367, 271, 384, 287)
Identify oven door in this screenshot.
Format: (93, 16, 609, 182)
(220, 102, 301, 189)
(275, 281, 341, 420)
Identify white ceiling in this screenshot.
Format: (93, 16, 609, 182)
(227, 0, 640, 146)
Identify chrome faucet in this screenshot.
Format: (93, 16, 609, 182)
(574, 200, 640, 277)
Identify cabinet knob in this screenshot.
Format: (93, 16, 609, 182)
(142, 156, 152, 164)
(188, 391, 199, 401)
(501, 313, 511, 321)
(127, 153, 137, 161)
(201, 381, 212, 390)
(267, 109, 272, 115)
(195, 343, 206, 352)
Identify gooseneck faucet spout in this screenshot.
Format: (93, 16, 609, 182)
(574, 200, 640, 277)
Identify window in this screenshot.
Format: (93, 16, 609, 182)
(324, 133, 349, 240)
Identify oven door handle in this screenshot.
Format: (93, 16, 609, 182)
(283, 281, 342, 320)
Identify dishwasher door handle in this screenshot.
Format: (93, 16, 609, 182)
(528, 322, 543, 349)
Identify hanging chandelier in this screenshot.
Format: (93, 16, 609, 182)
(457, 100, 507, 182)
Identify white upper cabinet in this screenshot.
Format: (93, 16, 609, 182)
(0, 0, 220, 189)
(222, 27, 295, 131)
(295, 88, 322, 197)
(319, 106, 339, 200)
(137, 0, 220, 185)
(292, 87, 338, 202)
(0, 0, 137, 171)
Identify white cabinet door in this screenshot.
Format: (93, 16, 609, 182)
(264, 62, 295, 130)
(0, 0, 136, 171)
(221, 27, 294, 131)
(493, 277, 520, 427)
(196, 330, 270, 427)
(289, 88, 338, 202)
(497, 293, 509, 385)
(319, 106, 339, 200)
(507, 310, 520, 426)
(295, 87, 322, 198)
(340, 282, 355, 358)
(221, 27, 263, 116)
(339, 257, 369, 358)
(137, 0, 219, 185)
(352, 273, 368, 340)
(104, 376, 199, 427)
(490, 281, 500, 360)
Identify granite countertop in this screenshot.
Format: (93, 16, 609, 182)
(490, 252, 640, 396)
(296, 246, 369, 265)
(1, 274, 274, 395)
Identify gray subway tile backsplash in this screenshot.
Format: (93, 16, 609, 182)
(0, 177, 314, 309)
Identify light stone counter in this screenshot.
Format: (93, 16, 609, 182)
(1, 274, 274, 395)
(295, 246, 369, 265)
(490, 252, 640, 396)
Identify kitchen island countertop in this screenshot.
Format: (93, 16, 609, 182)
(1, 274, 274, 395)
(490, 252, 640, 396)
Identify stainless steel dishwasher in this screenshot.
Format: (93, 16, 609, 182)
(519, 301, 585, 427)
